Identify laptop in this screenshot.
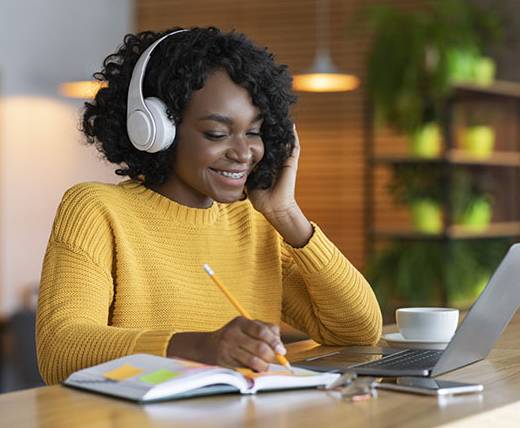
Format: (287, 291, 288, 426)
(294, 243, 520, 377)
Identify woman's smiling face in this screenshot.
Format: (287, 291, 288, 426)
(165, 69, 265, 208)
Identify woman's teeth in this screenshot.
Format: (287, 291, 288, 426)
(214, 170, 246, 179)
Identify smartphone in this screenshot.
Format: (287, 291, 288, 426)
(376, 377, 484, 396)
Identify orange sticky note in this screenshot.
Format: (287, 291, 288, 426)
(103, 364, 143, 381)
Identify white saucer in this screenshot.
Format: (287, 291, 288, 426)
(382, 332, 450, 350)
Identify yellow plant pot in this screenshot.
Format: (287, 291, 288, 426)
(459, 198, 492, 232)
(410, 123, 442, 158)
(473, 57, 496, 86)
(411, 199, 443, 233)
(462, 126, 495, 159)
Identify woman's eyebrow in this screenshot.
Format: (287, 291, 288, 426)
(198, 113, 263, 125)
(199, 113, 233, 125)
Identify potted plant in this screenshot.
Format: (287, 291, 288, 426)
(461, 109, 496, 159)
(451, 170, 493, 230)
(388, 164, 444, 233)
(364, 0, 500, 152)
(367, 238, 511, 313)
(447, 48, 496, 86)
(463, 126, 495, 158)
(411, 122, 442, 159)
(389, 166, 493, 233)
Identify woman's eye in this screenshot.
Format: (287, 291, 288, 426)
(247, 131, 261, 138)
(204, 132, 227, 140)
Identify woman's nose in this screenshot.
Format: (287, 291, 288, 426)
(226, 136, 254, 163)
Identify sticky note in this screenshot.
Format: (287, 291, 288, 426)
(103, 364, 143, 381)
(139, 369, 180, 385)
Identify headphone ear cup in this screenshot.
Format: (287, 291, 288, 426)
(143, 97, 176, 153)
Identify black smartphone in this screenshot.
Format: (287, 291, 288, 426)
(376, 377, 484, 396)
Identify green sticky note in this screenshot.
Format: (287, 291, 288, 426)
(139, 369, 180, 385)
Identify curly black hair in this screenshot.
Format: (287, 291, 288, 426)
(82, 26, 297, 189)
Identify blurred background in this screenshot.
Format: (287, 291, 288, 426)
(1, 0, 519, 393)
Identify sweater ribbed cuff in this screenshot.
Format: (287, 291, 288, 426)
(133, 329, 176, 357)
(284, 222, 335, 274)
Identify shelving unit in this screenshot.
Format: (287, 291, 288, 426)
(373, 150, 520, 167)
(364, 80, 520, 307)
(373, 221, 520, 241)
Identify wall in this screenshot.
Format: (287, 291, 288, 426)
(0, 0, 135, 316)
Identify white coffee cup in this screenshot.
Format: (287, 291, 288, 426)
(396, 307, 459, 342)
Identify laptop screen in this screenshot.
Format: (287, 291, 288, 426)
(432, 243, 520, 376)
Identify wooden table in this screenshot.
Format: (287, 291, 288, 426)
(1, 313, 520, 428)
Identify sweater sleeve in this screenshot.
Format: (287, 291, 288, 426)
(36, 185, 175, 385)
(280, 223, 382, 346)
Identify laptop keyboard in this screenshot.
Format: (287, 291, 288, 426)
(354, 349, 443, 370)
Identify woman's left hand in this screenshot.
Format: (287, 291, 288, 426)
(248, 125, 300, 221)
(248, 125, 313, 248)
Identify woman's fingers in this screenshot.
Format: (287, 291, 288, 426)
(217, 317, 286, 371)
(215, 330, 273, 371)
(240, 332, 276, 360)
(228, 346, 271, 372)
(287, 124, 301, 165)
(241, 319, 286, 355)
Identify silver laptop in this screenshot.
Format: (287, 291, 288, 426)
(294, 243, 520, 377)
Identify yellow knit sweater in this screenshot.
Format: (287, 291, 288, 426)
(36, 180, 382, 384)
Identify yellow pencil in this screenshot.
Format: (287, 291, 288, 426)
(203, 263, 294, 373)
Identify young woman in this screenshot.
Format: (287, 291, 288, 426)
(36, 27, 382, 384)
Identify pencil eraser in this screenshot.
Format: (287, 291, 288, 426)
(203, 264, 214, 275)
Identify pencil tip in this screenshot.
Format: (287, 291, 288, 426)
(283, 362, 294, 374)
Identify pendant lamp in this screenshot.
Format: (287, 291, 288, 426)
(59, 80, 107, 99)
(293, 0, 359, 92)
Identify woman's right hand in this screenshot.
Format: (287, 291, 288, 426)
(166, 316, 287, 372)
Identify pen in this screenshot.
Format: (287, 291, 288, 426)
(203, 263, 294, 373)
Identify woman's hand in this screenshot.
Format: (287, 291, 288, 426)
(248, 125, 313, 248)
(167, 316, 286, 372)
(248, 125, 301, 220)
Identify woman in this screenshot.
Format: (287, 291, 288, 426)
(36, 27, 382, 385)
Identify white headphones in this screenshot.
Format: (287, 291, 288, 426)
(126, 29, 189, 153)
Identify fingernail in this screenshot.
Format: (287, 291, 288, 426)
(275, 344, 287, 355)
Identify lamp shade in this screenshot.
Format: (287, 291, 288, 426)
(59, 80, 107, 99)
(293, 50, 360, 92)
(293, 0, 359, 93)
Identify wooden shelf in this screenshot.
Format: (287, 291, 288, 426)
(372, 154, 444, 164)
(447, 150, 520, 166)
(373, 150, 520, 167)
(374, 222, 520, 240)
(447, 222, 520, 239)
(454, 80, 520, 98)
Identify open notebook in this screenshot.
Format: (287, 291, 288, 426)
(64, 353, 340, 403)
